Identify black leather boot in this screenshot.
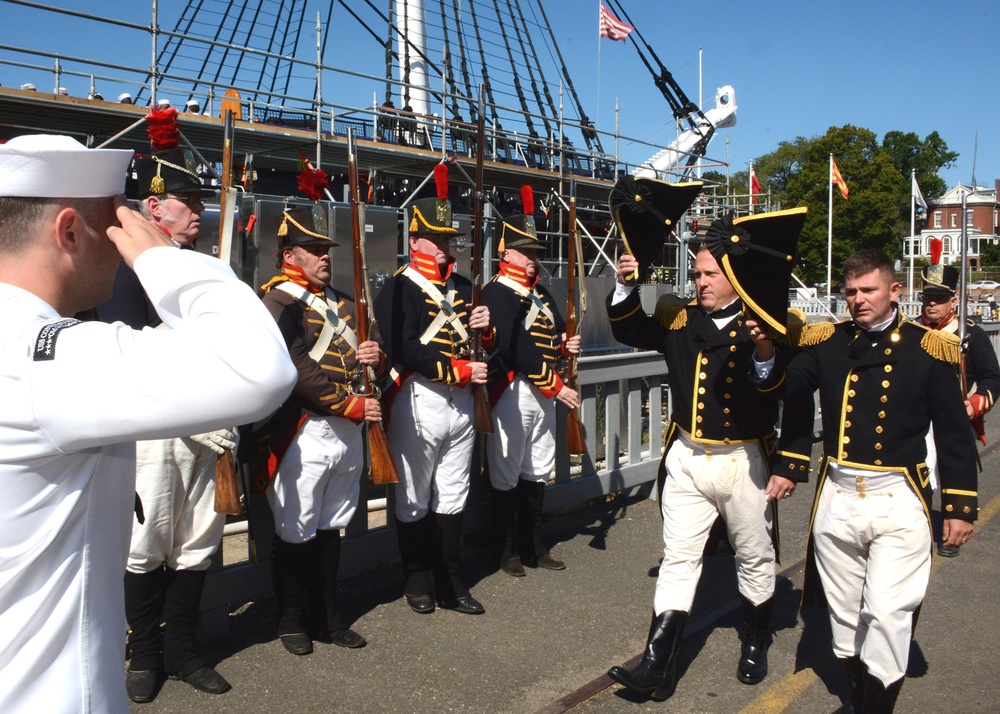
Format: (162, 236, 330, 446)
(434, 512, 484, 614)
(163, 569, 231, 694)
(490, 486, 523, 576)
(737, 594, 772, 684)
(831, 655, 865, 713)
(397, 516, 435, 613)
(861, 665, 903, 713)
(272, 537, 313, 654)
(124, 568, 167, 702)
(515, 479, 565, 570)
(314, 529, 366, 648)
(607, 610, 688, 701)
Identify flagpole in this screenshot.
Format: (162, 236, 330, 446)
(749, 161, 754, 215)
(828, 154, 834, 308)
(909, 169, 916, 300)
(596, 1, 602, 131)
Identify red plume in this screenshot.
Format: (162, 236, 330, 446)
(929, 237, 942, 265)
(145, 106, 181, 150)
(434, 163, 449, 200)
(297, 166, 329, 202)
(520, 185, 534, 215)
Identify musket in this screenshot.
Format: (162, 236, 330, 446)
(347, 128, 400, 485)
(470, 85, 494, 434)
(213, 107, 243, 515)
(564, 180, 586, 455)
(958, 190, 986, 445)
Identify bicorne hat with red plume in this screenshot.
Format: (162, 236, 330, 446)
(133, 105, 205, 197)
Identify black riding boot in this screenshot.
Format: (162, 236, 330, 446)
(433, 512, 484, 614)
(737, 594, 772, 684)
(124, 568, 167, 702)
(163, 569, 231, 693)
(272, 536, 313, 654)
(314, 529, 366, 648)
(490, 486, 523, 576)
(607, 610, 688, 701)
(515, 479, 564, 569)
(861, 665, 903, 713)
(397, 516, 436, 613)
(834, 655, 864, 713)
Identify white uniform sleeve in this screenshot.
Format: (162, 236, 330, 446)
(30, 248, 297, 451)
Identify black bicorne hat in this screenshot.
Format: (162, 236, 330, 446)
(276, 204, 338, 250)
(609, 176, 703, 279)
(702, 207, 808, 336)
(133, 148, 207, 198)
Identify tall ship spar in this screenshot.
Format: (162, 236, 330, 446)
(0, 0, 739, 349)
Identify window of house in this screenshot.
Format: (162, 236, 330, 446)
(942, 236, 952, 253)
(967, 210, 974, 226)
(951, 213, 957, 228)
(934, 212, 942, 228)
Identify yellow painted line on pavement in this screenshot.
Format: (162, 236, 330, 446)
(738, 489, 1000, 714)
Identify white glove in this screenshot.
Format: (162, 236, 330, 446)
(188, 428, 237, 456)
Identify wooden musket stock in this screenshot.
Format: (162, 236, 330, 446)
(565, 183, 586, 455)
(347, 129, 400, 485)
(213, 108, 243, 515)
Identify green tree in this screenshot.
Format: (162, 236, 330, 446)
(747, 125, 959, 286)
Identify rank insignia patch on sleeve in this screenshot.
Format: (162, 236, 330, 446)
(33, 319, 80, 361)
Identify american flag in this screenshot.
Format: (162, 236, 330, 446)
(599, 3, 634, 42)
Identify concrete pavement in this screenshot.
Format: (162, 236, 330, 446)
(130, 421, 1000, 713)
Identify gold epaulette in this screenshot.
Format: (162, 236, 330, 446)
(780, 309, 836, 346)
(258, 274, 289, 296)
(921, 327, 962, 364)
(654, 294, 692, 330)
(392, 264, 407, 277)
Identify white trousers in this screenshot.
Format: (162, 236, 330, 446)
(127, 437, 226, 573)
(488, 376, 555, 490)
(813, 465, 931, 686)
(654, 433, 774, 615)
(267, 415, 363, 544)
(389, 376, 474, 522)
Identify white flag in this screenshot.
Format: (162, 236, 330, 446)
(912, 174, 927, 211)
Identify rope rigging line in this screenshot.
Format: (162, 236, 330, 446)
(384, 0, 394, 105)
(529, 0, 603, 154)
(465, 0, 502, 131)
(488, 0, 538, 145)
(450, 0, 477, 122)
(437, 0, 463, 122)
(502, 0, 553, 143)
(510, 0, 558, 129)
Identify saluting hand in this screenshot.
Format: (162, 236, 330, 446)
(563, 333, 582, 355)
(745, 316, 774, 362)
(363, 397, 382, 423)
(107, 196, 176, 268)
(616, 254, 639, 285)
(469, 305, 491, 331)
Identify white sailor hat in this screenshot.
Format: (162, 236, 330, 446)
(118, 92, 133, 104)
(20, 83, 36, 91)
(185, 99, 200, 110)
(57, 87, 68, 96)
(156, 98, 171, 108)
(0, 134, 133, 198)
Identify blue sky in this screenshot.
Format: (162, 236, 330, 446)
(2, 0, 996, 192)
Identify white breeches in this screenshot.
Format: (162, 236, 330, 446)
(653, 433, 775, 615)
(267, 415, 364, 544)
(488, 376, 555, 490)
(813, 464, 931, 686)
(127, 437, 226, 573)
(389, 376, 474, 522)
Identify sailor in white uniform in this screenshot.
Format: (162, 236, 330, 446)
(0, 135, 297, 714)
